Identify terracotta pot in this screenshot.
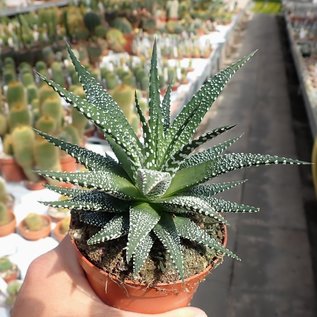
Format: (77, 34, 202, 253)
(1, 265, 20, 283)
(72, 226, 227, 314)
(0, 211, 16, 237)
(18, 215, 51, 241)
(0, 156, 25, 182)
(60, 154, 78, 172)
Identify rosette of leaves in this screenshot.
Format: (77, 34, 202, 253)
(35, 41, 306, 281)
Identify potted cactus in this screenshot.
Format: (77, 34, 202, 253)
(0, 257, 20, 283)
(18, 213, 51, 241)
(5, 280, 23, 307)
(0, 177, 16, 237)
(34, 42, 306, 314)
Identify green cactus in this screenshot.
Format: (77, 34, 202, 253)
(4, 57, 15, 68)
(65, 6, 87, 41)
(24, 213, 46, 231)
(5, 280, 22, 306)
(86, 43, 102, 65)
(106, 28, 126, 52)
(0, 177, 9, 204)
(51, 62, 65, 87)
(3, 134, 13, 155)
(19, 62, 32, 74)
(42, 47, 55, 66)
(0, 257, 12, 271)
(8, 103, 32, 132)
(95, 25, 108, 38)
(59, 124, 80, 145)
(83, 11, 101, 34)
(35, 115, 57, 135)
(0, 113, 8, 137)
(3, 69, 17, 85)
(21, 72, 35, 87)
(110, 84, 136, 124)
(35, 61, 49, 78)
(39, 84, 58, 107)
(11, 126, 39, 182)
(111, 17, 133, 34)
(41, 96, 63, 133)
(121, 72, 136, 87)
(141, 16, 156, 33)
(6, 81, 27, 109)
(26, 84, 38, 104)
(0, 202, 10, 226)
(71, 107, 88, 137)
(103, 72, 118, 90)
(34, 138, 61, 171)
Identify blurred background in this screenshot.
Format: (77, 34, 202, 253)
(0, 0, 316, 316)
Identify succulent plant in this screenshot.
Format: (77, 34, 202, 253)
(24, 213, 47, 231)
(35, 42, 305, 282)
(6, 81, 26, 109)
(0, 177, 11, 205)
(6, 280, 22, 307)
(0, 257, 13, 272)
(83, 11, 101, 34)
(0, 202, 10, 226)
(8, 103, 32, 132)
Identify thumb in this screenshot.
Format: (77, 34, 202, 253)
(155, 307, 207, 317)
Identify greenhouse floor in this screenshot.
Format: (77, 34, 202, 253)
(191, 13, 317, 316)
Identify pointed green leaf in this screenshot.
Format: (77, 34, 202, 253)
(133, 234, 154, 276)
(44, 184, 83, 197)
(35, 129, 122, 174)
(173, 216, 240, 260)
(41, 190, 128, 212)
(166, 52, 256, 156)
(185, 180, 247, 197)
(160, 196, 227, 224)
(181, 134, 243, 169)
(87, 214, 129, 245)
(36, 170, 141, 199)
(207, 197, 259, 213)
(145, 40, 164, 169)
(35, 72, 142, 167)
(210, 153, 307, 178)
(126, 202, 160, 262)
(66, 43, 142, 150)
(161, 84, 172, 133)
(134, 91, 149, 145)
(163, 125, 235, 171)
(107, 136, 137, 181)
(166, 153, 306, 195)
(153, 213, 184, 280)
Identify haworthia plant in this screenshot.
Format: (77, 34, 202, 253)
(36, 42, 307, 281)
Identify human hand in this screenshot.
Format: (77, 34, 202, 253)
(12, 235, 207, 317)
